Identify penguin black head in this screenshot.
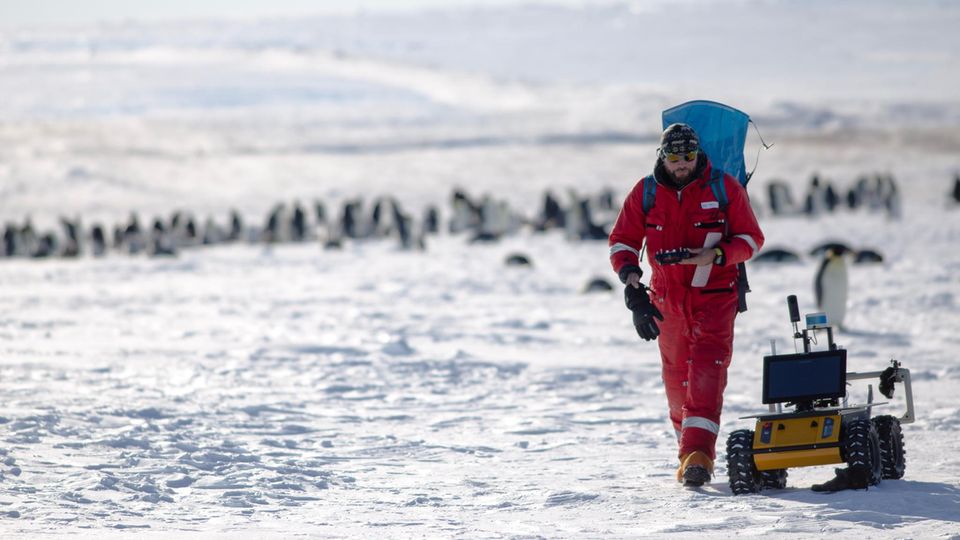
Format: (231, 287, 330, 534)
(854, 249, 884, 264)
(824, 245, 851, 258)
(582, 277, 614, 293)
(505, 253, 532, 267)
(752, 247, 801, 263)
(809, 241, 852, 258)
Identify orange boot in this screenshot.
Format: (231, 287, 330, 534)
(676, 451, 714, 486)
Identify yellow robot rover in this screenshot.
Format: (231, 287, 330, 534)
(726, 295, 915, 494)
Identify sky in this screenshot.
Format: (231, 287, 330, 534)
(0, 0, 592, 27)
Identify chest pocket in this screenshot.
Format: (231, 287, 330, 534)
(692, 208, 726, 231)
(645, 206, 668, 231)
(643, 206, 670, 254)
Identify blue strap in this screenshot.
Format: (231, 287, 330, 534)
(708, 167, 728, 210)
(706, 167, 750, 313)
(641, 175, 657, 214)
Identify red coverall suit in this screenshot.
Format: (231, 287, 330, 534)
(609, 158, 764, 461)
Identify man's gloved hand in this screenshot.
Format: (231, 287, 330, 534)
(624, 285, 664, 341)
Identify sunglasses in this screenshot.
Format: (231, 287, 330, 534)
(663, 150, 698, 163)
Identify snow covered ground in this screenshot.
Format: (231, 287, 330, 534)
(1, 0, 959, 537)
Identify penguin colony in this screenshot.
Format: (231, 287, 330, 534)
(1, 173, 953, 265)
(764, 172, 904, 220)
(4, 173, 952, 305)
(753, 242, 885, 266)
(0, 188, 618, 261)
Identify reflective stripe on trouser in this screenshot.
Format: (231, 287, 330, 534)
(655, 286, 738, 461)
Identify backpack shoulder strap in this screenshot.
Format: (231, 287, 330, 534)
(707, 167, 729, 210)
(707, 166, 751, 313)
(641, 175, 657, 214)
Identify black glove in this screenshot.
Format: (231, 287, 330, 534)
(618, 265, 643, 285)
(624, 285, 664, 341)
(879, 365, 898, 399)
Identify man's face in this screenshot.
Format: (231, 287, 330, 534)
(662, 150, 698, 184)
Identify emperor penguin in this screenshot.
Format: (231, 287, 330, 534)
(90, 224, 107, 256)
(423, 205, 439, 235)
(815, 246, 850, 330)
(290, 201, 307, 242)
(228, 210, 243, 242)
(767, 180, 795, 216)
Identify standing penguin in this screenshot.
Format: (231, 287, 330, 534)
(4, 223, 19, 257)
(228, 210, 243, 242)
(90, 224, 107, 256)
(422, 205, 439, 235)
(815, 246, 850, 330)
(290, 202, 307, 242)
(767, 180, 796, 216)
(804, 174, 825, 216)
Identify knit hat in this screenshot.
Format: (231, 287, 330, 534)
(659, 123, 700, 156)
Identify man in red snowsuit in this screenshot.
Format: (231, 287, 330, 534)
(609, 123, 764, 486)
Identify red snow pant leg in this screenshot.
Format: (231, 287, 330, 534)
(654, 291, 689, 443)
(655, 287, 739, 461)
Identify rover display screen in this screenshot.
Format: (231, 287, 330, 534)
(762, 349, 847, 404)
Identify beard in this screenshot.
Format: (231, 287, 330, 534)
(667, 165, 696, 186)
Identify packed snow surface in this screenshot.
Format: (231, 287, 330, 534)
(1, 0, 959, 537)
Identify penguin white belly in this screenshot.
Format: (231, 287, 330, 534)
(816, 256, 849, 328)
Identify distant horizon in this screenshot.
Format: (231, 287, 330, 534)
(0, 0, 596, 28)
